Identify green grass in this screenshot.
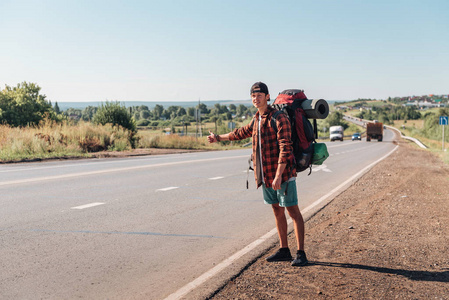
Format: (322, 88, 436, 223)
(390, 120, 449, 163)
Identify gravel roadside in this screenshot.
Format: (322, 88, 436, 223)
(210, 141, 449, 299)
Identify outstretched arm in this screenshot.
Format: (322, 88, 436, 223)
(207, 131, 230, 143)
(208, 118, 254, 143)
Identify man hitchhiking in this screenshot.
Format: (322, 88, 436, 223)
(207, 82, 308, 266)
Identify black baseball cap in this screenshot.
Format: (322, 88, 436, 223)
(250, 82, 269, 95)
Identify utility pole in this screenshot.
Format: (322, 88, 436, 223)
(195, 98, 202, 139)
(198, 98, 202, 137)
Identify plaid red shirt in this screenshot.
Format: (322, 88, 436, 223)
(229, 106, 296, 188)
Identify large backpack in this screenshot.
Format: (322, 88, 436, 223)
(271, 89, 317, 174)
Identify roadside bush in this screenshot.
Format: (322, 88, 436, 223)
(137, 119, 150, 126)
(325, 111, 349, 130)
(93, 101, 136, 131)
(109, 137, 130, 151)
(93, 101, 137, 148)
(79, 137, 105, 152)
(421, 113, 449, 140)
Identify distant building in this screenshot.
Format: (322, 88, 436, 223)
(68, 114, 81, 120)
(403, 101, 442, 109)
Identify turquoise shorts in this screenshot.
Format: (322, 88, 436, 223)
(262, 180, 298, 207)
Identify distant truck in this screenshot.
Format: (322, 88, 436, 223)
(366, 122, 383, 142)
(330, 125, 344, 141)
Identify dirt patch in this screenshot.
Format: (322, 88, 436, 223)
(210, 141, 449, 299)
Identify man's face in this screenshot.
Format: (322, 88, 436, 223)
(251, 92, 269, 109)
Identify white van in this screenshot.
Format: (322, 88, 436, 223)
(330, 125, 344, 141)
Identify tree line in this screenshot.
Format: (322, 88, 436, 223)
(0, 81, 398, 138)
(3, 82, 446, 142)
(65, 102, 257, 129)
(356, 105, 422, 124)
(1, 82, 259, 133)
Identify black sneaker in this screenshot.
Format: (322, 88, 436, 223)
(266, 248, 292, 262)
(291, 250, 308, 266)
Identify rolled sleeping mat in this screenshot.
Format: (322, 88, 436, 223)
(301, 99, 329, 119)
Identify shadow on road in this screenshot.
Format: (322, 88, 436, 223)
(310, 261, 449, 283)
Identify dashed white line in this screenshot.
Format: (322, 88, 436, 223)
(157, 187, 179, 192)
(0, 155, 249, 187)
(312, 164, 332, 173)
(209, 176, 224, 180)
(71, 202, 105, 210)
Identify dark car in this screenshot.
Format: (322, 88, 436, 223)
(352, 133, 362, 141)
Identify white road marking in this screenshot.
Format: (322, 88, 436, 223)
(0, 154, 193, 174)
(156, 187, 179, 192)
(209, 176, 224, 180)
(71, 202, 105, 210)
(0, 155, 250, 187)
(329, 144, 378, 157)
(312, 164, 332, 173)
(164, 145, 399, 300)
(326, 143, 349, 149)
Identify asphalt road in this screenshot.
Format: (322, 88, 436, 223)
(0, 129, 397, 299)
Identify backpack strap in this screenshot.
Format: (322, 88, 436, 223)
(270, 110, 282, 133)
(246, 115, 257, 189)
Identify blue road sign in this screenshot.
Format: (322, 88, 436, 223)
(440, 116, 448, 126)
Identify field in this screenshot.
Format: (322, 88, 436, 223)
(0, 119, 251, 163)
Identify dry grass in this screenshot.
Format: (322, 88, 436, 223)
(392, 119, 425, 131)
(0, 120, 243, 162)
(0, 120, 134, 162)
(137, 131, 240, 150)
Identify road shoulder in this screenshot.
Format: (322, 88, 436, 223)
(211, 141, 449, 299)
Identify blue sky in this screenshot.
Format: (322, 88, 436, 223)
(1, 0, 448, 102)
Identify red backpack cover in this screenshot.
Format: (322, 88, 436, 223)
(272, 89, 315, 173)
